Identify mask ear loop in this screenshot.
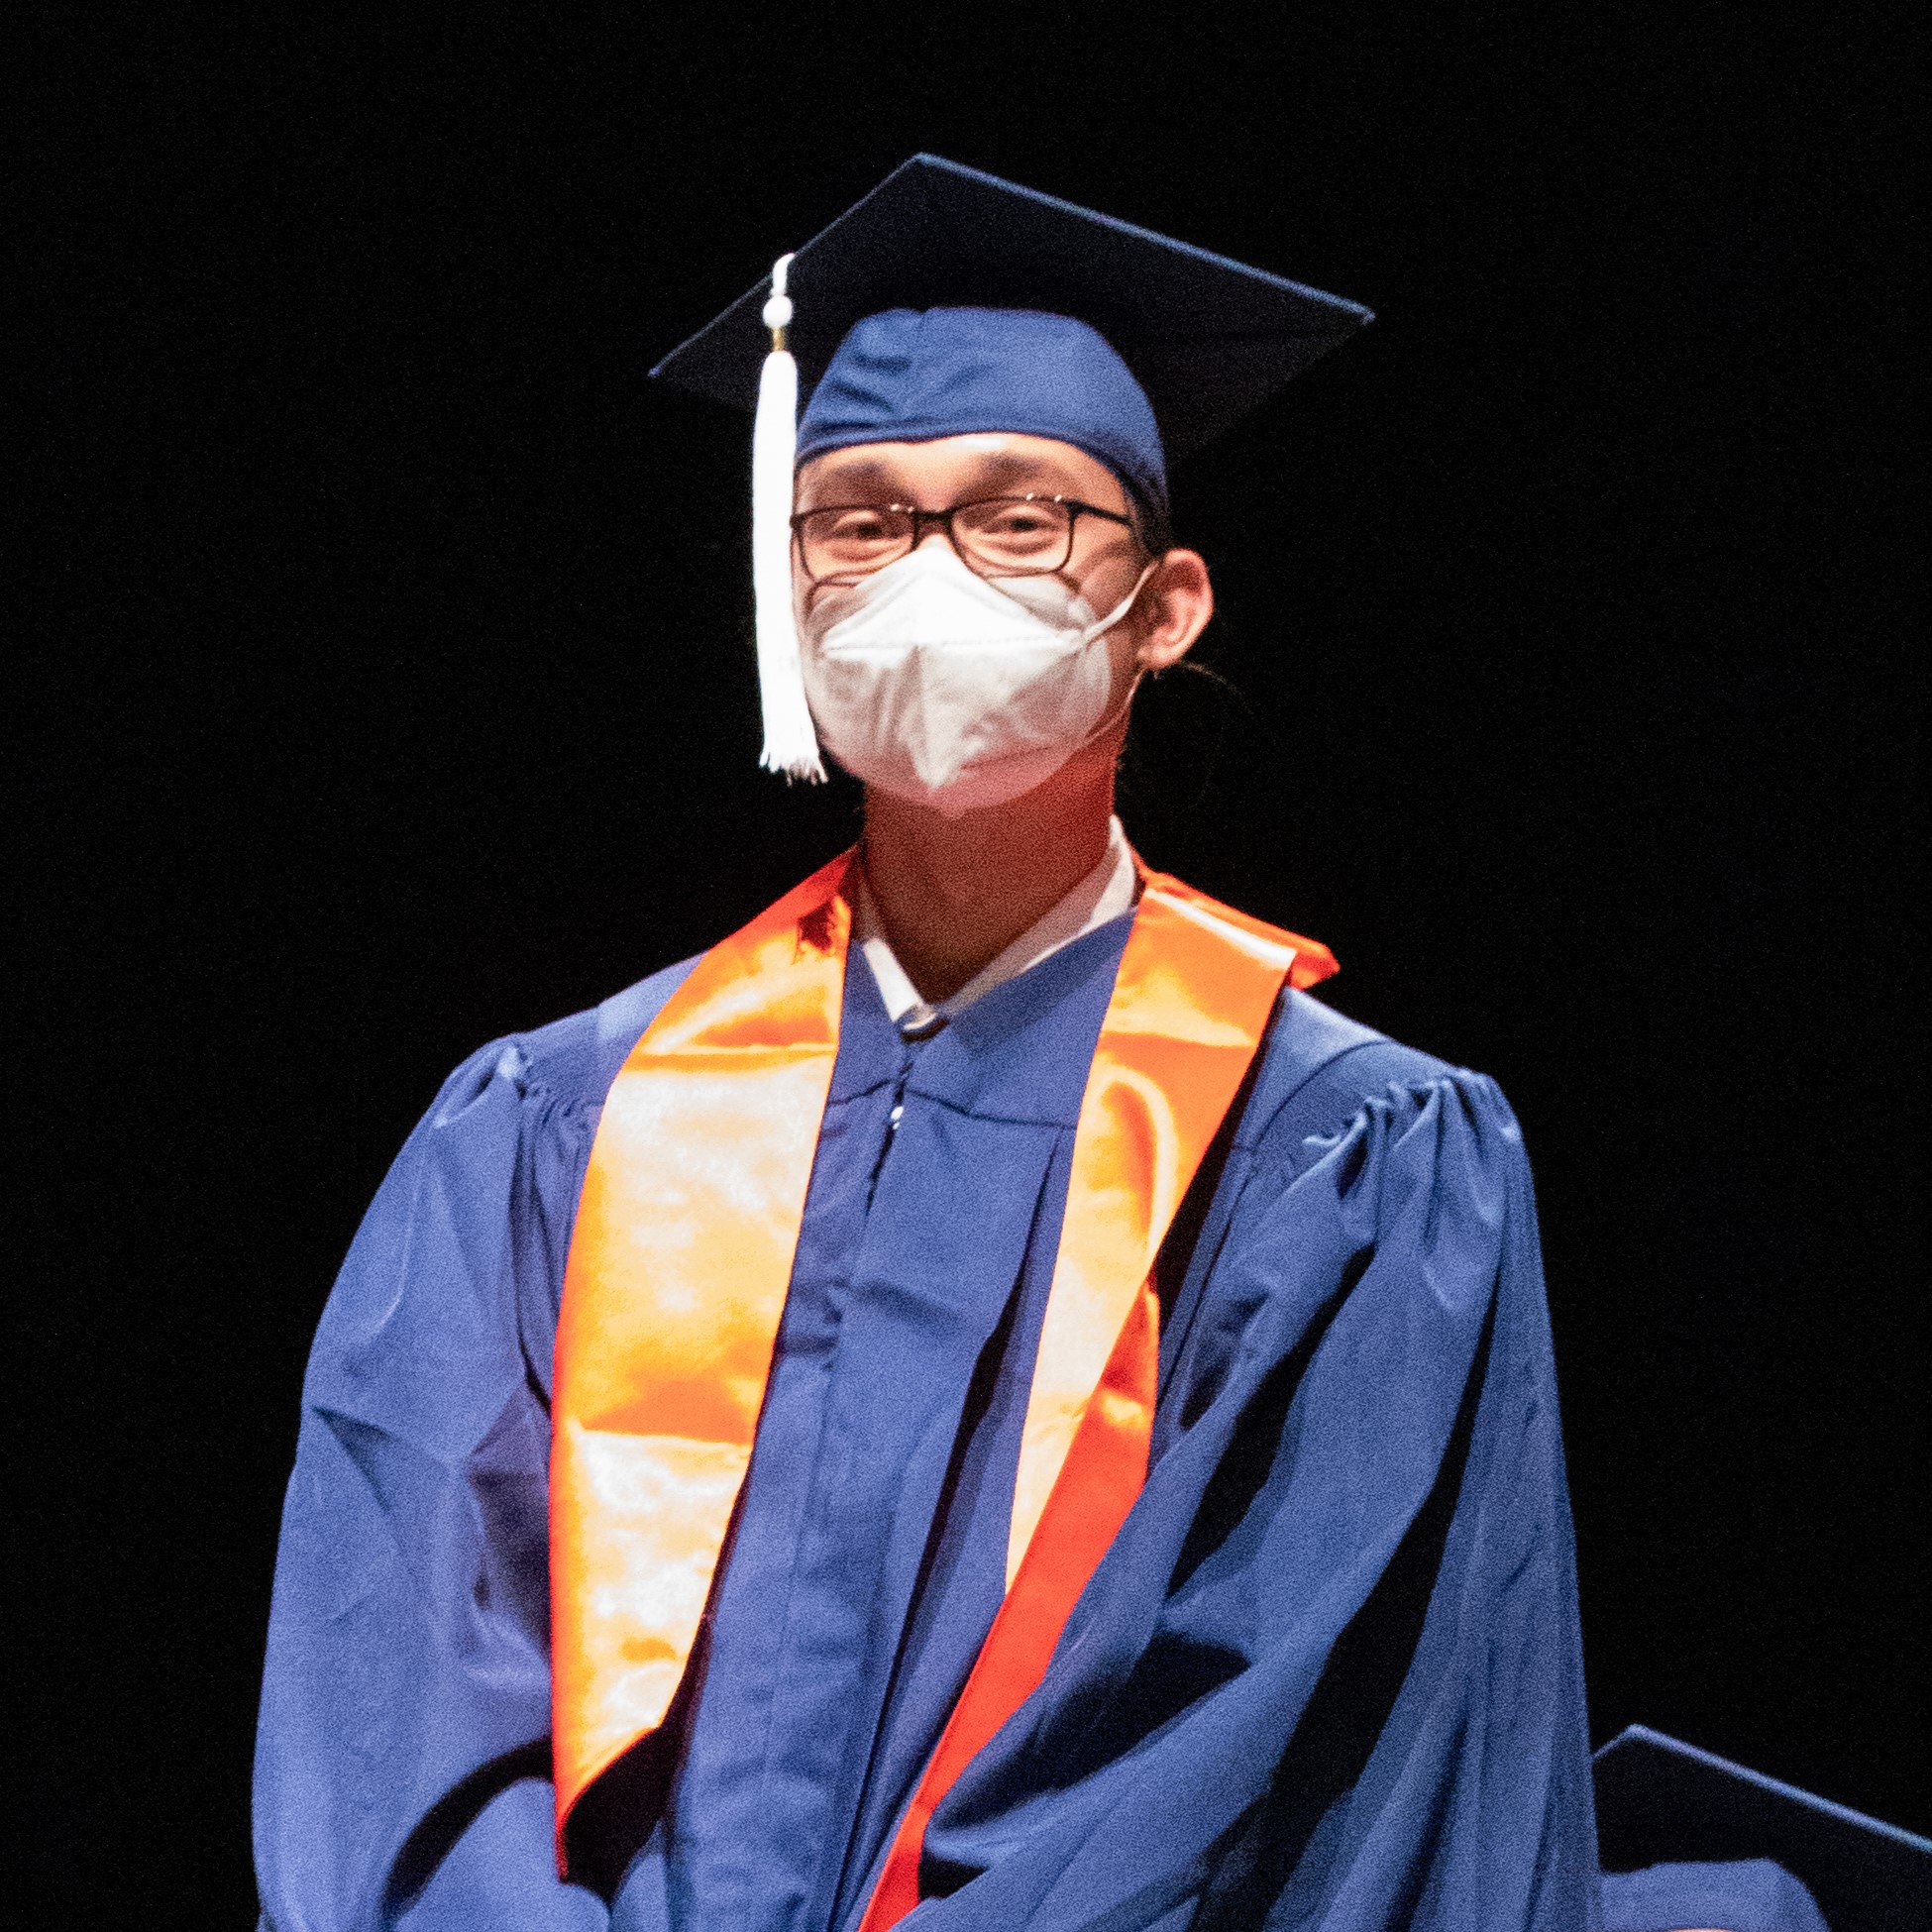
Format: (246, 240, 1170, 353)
(1069, 557, 1163, 752)
(1076, 557, 1161, 645)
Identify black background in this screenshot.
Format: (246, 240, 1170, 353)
(16, 4, 1926, 1918)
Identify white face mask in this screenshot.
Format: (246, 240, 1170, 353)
(799, 543, 1156, 817)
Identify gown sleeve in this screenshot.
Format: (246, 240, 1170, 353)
(912, 1062, 1603, 1932)
(252, 1030, 610, 1932)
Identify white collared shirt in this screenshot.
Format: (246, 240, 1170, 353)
(853, 816, 1138, 1032)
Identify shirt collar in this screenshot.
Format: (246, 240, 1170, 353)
(853, 816, 1138, 1034)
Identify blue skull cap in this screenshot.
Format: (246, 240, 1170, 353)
(796, 306, 1168, 520)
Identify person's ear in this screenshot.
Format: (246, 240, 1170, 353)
(1132, 550, 1214, 671)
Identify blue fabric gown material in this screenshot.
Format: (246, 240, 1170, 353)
(254, 913, 1804, 1930)
(796, 307, 1170, 521)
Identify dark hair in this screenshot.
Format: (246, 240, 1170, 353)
(1120, 480, 1174, 557)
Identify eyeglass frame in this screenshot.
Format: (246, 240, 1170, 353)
(788, 492, 1142, 585)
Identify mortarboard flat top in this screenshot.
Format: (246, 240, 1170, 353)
(1594, 1726, 1932, 1932)
(651, 154, 1371, 464)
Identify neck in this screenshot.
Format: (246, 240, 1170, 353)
(860, 740, 1120, 1004)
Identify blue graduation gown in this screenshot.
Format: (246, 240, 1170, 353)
(254, 913, 1603, 1931)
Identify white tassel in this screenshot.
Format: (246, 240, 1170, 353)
(751, 253, 824, 782)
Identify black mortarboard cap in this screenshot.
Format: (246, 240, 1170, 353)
(650, 154, 1372, 467)
(1594, 1726, 1932, 1932)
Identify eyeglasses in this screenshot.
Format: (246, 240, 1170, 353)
(791, 494, 1138, 584)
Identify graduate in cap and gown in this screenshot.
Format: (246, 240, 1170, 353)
(253, 158, 1835, 1932)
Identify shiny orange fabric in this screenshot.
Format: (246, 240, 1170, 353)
(854, 1282, 1161, 1932)
(1005, 871, 1334, 1588)
(857, 872, 1332, 1930)
(550, 851, 856, 1842)
(550, 851, 1336, 1878)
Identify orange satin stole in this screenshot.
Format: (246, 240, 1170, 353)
(549, 848, 1336, 1884)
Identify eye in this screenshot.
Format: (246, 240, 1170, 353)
(822, 508, 898, 544)
(799, 505, 914, 578)
(958, 498, 1071, 563)
(980, 505, 1053, 536)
